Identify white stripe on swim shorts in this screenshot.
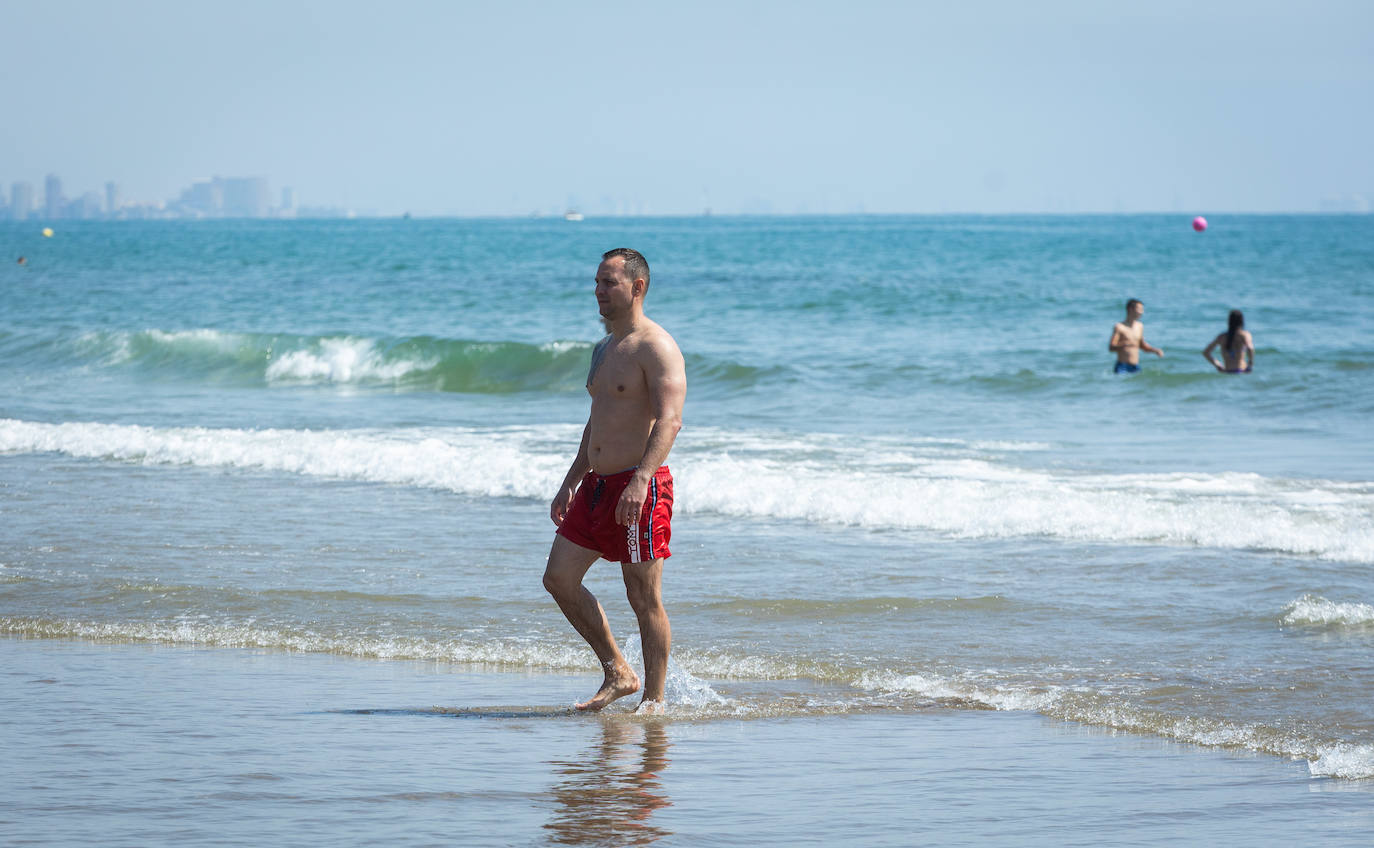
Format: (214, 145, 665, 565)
(625, 476, 658, 563)
(646, 476, 658, 558)
(626, 518, 640, 562)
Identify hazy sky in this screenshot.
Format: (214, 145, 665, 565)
(4, 0, 1372, 215)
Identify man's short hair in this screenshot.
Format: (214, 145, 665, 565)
(602, 248, 650, 293)
(1126, 298, 1142, 311)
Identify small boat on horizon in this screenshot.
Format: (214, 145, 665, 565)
(563, 210, 584, 222)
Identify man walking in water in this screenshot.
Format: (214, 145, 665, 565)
(543, 248, 686, 712)
(1109, 298, 1164, 373)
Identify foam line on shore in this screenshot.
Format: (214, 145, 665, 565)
(3, 418, 1371, 561)
(1281, 594, 1374, 627)
(5, 615, 1369, 778)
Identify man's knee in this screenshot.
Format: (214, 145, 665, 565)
(623, 565, 665, 614)
(544, 537, 598, 598)
(542, 568, 569, 598)
(544, 558, 588, 599)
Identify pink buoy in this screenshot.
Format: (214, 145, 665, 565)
(1192, 216, 1208, 232)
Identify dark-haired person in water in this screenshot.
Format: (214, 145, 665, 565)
(543, 248, 686, 713)
(1109, 298, 1164, 374)
(1203, 309, 1254, 373)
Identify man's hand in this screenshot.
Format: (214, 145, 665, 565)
(615, 475, 650, 527)
(551, 486, 576, 526)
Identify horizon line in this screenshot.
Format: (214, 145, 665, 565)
(4, 209, 1371, 224)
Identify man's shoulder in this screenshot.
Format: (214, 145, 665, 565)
(630, 322, 684, 372)
(635, 320, 680, 350)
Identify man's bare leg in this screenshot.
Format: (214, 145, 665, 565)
(623, 557, 671, 711)
(542, 535, 640, 710)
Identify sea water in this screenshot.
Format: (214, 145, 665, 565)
(2, 215, 1372, 799)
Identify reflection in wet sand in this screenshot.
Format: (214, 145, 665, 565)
(544, 718, 672, 845)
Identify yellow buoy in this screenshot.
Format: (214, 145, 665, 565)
(42, 227, 54, 237)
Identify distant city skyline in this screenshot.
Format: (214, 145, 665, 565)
(4, 167, 1370, 220)
(4, 2, 1372, 217)
(1, 172, 361, 220)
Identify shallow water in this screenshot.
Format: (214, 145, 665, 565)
(4, 639, 1371, 847)
(3, 215, 1373, 800)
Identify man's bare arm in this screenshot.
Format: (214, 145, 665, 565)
(1141, 337, 1164, 357)
(551, 421, 592, 526)
(1108, 325, 1125, 352)
(614, 336, 686, 526)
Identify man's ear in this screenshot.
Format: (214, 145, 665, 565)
(633, 278, 646, 298)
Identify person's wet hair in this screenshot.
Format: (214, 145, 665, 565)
(1226, 309, 1244, 351)
(1126, 298, 1142, 311)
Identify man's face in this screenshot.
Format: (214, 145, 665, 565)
(595, 257, 637, 320)
(1130, 302, 1145, 320)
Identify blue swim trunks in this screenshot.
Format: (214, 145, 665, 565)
(1114, 362, 1141, 374)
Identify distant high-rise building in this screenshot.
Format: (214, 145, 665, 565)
(10, 182, 34, 220)
(281, 187, 295, 212)
(106, 182, 121, 216)
(173, 176, 271, 217)
(70, 191, 103, 220)
(222, 177, 270, 217)
(179, 179, 224, 215)
(44, 174, 64, 219)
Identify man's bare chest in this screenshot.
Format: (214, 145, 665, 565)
(588, 349, 645, 399)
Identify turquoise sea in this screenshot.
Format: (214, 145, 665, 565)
(3, 215, 1373, 843)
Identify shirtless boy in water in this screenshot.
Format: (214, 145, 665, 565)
(1109, 298, 1164, 373)
(542, 248, 686, 713)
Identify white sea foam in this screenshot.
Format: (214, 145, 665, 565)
(75, 329, 439, 384)
(0, 615, 733, 714)
(622, 635, 730, 710)
(857, 668, 1374, 779)
(540, 340, 589, 355)
(265, 337, 436, 383)
(1281, 595, 1374, 627)
(0, 418, 570, 500)
(4, 418, 1372, 561)
(142, 328, 240, 346)
(855, 669, 1064, 712)
(0, 615, 595, 670)
(1308, 744, 1374, 779)
(675, 435, 1374, 562)
(79, 328, 236, 364)
(6, 613, 1369, 774)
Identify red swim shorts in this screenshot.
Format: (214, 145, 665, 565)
(557, 466, 673, 563)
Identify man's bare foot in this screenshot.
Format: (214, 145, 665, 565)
(634, 699, 664, 715)
(575, 666, 640, 711)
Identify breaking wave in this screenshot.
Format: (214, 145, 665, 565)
(6, 328, 776, 394)
(3, 418, 1371, 561)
